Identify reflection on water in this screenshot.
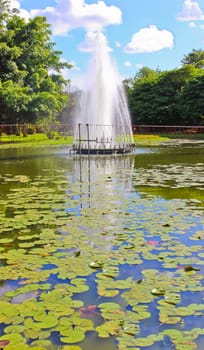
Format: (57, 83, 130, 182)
(0, 145, 203, 350)
(71, 155, 135, 210)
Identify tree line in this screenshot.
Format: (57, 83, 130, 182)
(124, 50, 204, 126)
(0, 0, 204, 126)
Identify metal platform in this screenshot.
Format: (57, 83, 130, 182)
(71, 144, 135, 155)
(72, 123, 135, 155)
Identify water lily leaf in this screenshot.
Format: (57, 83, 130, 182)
(97, 286, 119, 297)
(30, 339, 52, 347)
(96, 320, 122, 338)
(4, 325, 25, 334)
(134, 337, 154, 347)
(151, 288, 166, 296)
(18, 235, 36, 241)
(0, 333, 26, 346)
(3, 344, 31, 350)
(98, 266, 119, 278)
(123, 323, 140, 336)
(19, 241, 38, 248)
(33, 314, 58, 329)
(98, 302, 125, 320)
(24, 328, 40, 340)
(12, 316, 24, 325)
(131, 306, 151, 320)
(5, 283, 51, 298)
(159, 313, 181, 325)
(0, 238, 14, 244)
(89, 261, 104, 269)
(12, 175, 31, 183)
(0, 301, 19, 318)
(164, 293, 181, 305)
(60, 330, 85, 344)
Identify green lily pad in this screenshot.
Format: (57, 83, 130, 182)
(4, 325, 25, 334)
(96, 320, 122, 338)
(89, 261, 104, 269)
(0, 238, 14, 244)
(33, 314, 58, 329)
(30, 339, 52, 347)
(151, 288, 166, 296)
(60, 330, 85, 344)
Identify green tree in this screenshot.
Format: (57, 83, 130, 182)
(125, 68, 161, 124)
(152, 66, 196, 125)
(0, 13, 71, 123)
(126, 64, 198, 125)
(181, 49, 204, 68)
(178, 72, 204, 125)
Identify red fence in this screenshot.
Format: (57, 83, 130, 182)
(0, 123, 74, 137)
(132, 125, 204, 134)
(0, 123, 204, 143)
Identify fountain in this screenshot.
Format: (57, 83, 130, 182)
(72, 32, 135, 155)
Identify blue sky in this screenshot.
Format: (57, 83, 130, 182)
(12, 0, 204, 87)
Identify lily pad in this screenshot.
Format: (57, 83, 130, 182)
(60, 330, 85, 344)
(89, 261, 104, 269)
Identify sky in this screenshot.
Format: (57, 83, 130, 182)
(10, 0, 204, 88)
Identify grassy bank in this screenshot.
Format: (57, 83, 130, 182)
(0, 133, 170, 149)
(1, 132, 203, 150)
(134, 134, 169, 145)
(0, 134, 73, 149)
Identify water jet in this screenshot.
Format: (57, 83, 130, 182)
(72, 33, 135, 155)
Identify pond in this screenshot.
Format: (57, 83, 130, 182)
(0, 143, 203, 350)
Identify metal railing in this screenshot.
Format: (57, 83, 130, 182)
(0, 123, 204, 143)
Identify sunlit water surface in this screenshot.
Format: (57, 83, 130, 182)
(0, 144, 203, 350)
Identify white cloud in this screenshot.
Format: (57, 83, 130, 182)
(124, 61, 132, 67)
(29, 0, 122, 36)
(177, 0, 204, 21)
(189, 21, 197, 27)
(124, 25, 174, 54)
(78, 31, 111, 52)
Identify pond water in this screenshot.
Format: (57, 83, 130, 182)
(0, 143, 203, 350)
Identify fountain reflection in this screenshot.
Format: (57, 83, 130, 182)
(69, 155, 135, 254)
(72, 155, 135, 210)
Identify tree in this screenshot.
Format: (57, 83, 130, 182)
(125, 68, 161, 124)
(181, 49, 204, 69)
(178, 72, 204, 125)
(0, 13, 71, 123)
(134, 67, 160, 83)
(126, 65, 195, 125)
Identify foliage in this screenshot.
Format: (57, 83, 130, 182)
(0, 6, 71, 123)
(125, 50, 204, 125)
(178, 72, 204, 125)
(181, 48, 204, 68)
